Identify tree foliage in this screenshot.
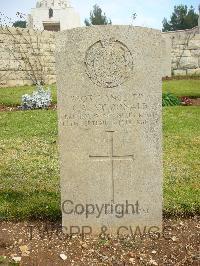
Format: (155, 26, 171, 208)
(84, 4, 112, 26)
(162, 5, 199, 32)
(13, 20, 27, 28)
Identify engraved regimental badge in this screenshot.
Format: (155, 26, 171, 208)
(85, 38, 133, 88)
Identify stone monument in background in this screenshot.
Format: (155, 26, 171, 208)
(28, 0, 80, 31)
(56, 26, 163, 235)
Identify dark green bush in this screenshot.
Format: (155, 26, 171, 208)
(162, 93, 181, 107)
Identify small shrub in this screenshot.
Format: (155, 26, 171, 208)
(21, 84, 52, 110)
(162, 93, 181, 107)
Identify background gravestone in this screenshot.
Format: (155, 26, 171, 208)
(56, 26, 163, 235)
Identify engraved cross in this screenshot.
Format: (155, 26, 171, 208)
(89, 131, 134, 203)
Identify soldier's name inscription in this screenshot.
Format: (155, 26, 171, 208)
(62, 92, 160, 128)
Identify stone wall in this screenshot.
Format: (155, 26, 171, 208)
(163, 26, 200, 76)
(162, 34, 172, 77)
(0, 27, 56, 87)
(0, 26, 200, 87)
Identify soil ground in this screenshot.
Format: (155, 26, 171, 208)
(0, 217, 199, 265)
(0, 104, 57, 112)
(190, 98, 200, 106)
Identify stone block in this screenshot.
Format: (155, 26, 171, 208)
(187, 68, 200, 75)
(173, 69, 187, 75)
(179, 57, 198, 69)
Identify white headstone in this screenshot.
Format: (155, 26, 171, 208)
(56, 26, 163, 236)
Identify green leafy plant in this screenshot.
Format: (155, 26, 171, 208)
(162, 93, 181, 107)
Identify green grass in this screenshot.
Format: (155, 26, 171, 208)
(0, 110, 60, 220)
(163, 80, 200, 98)
(0, 106, 199, 220)
(163, 106, 200, 216)
(0, 85, 57, 107)
(0, 79, 199, 107)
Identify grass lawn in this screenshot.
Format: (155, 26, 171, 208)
(0, 110, 60, 220)
(163, 106, 200, 216)
(163, 79, 200, 98)
(0, 106, 199, 220)
(0, 85, 57, 107)
(0, 79, 199, 107)
(0, 80, 199, 220)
